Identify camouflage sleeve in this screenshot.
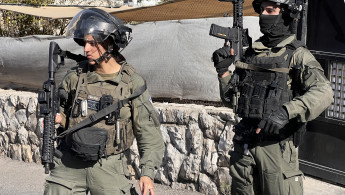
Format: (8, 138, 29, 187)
(131, 73, 165, 180)
(284, 48, 334, 122)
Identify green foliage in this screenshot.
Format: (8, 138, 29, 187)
(0, 0, 69, 37)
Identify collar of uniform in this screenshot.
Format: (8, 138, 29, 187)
(252, 35, 296, 51)
(85, 61, 127, 84)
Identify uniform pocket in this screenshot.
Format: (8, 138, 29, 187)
(263, 170, 283, 195)
(283, 170, 303, 195)
(111, 155, 126, 176)
(91, 183, 132, 195)
(44, 176, 75, 195)
(229, 149, 253, 187)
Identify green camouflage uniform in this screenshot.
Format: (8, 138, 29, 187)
(218, 35, 333, 195)
(44, 61, 165, 195)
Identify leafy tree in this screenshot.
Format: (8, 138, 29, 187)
(0, 0, 69, 37)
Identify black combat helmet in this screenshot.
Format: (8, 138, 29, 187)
(252, 0, 303, 18)
(65, 8, 132, 49)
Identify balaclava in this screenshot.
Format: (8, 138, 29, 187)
(259, 12, 292, 47)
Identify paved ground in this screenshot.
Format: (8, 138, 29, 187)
(1, 156, 345, 195)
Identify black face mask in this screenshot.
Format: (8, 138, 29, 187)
(259, 13, 291, 47)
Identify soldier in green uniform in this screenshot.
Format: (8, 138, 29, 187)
(44, 8, 164, 195)
(213, 0, 333, 194)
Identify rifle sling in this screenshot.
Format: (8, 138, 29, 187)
(56, 83, 147, 139)
(235, 61, 290, 73)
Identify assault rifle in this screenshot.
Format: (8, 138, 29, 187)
(38, 41, 65, 174)
(209, 0, 252, 63)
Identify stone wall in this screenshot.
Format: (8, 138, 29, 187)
(0, 90, 41, 163)
(0, 89, 238, 194)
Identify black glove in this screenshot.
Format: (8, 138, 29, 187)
(258, 107, 289, 135)
(213, 46, 234, 76)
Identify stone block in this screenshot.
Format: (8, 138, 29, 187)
(166, 125, 186, 154)
(27, 97, 38, 115)
(15, 109, 27, 125)
(9, 144, 22, 161)
(25, 114, 37, 131)
(22, 144, 33, 163)
(0, 132, 9, 156)
(202, 139, 218, 176)
(18, 126, 29, 145)
(199, 173, 218, 195)
(28, 131, 40, 145)
(6, 131, 17, 144)
(215, 167, 231, 195)
(179, 153, 201, 182)
(31, 145, 41, 163)
(0, 112, 6, 131)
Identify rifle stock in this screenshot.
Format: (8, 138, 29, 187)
(38, 41, 64, 174)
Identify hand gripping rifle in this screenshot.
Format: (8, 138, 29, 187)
(209, 0, 252, 63)
(38, 41, 65, 174)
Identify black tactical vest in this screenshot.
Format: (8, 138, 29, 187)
(234, 40, 304, 120)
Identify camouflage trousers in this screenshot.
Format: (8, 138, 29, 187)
(230, 140, 303, 195)
(44, 151, 133, 195)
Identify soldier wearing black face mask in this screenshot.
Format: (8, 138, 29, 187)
(259, 10, 292, 47)
(213, 0, 333, 194)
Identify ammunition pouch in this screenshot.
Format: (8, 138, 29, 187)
(69, 127, 109, 161)
(237, 83, 254, 118)
(249, 82, 267, 119)
(237, 80, 285, 120)
(99, 94, 117, 125)
(264, 84, 283, 116)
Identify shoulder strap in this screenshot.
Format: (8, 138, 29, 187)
(286, 39, 305, 51)
(235, 61, 290, 73)
(56, 81, 147, 139)
(237, 39, 305, 73)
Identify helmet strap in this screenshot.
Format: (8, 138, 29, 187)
(94, 45, 114, 64)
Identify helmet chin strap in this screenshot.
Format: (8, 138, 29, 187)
(93, 45, 114, 64)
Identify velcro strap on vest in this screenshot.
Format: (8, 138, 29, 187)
(235, 61, 290, 73)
